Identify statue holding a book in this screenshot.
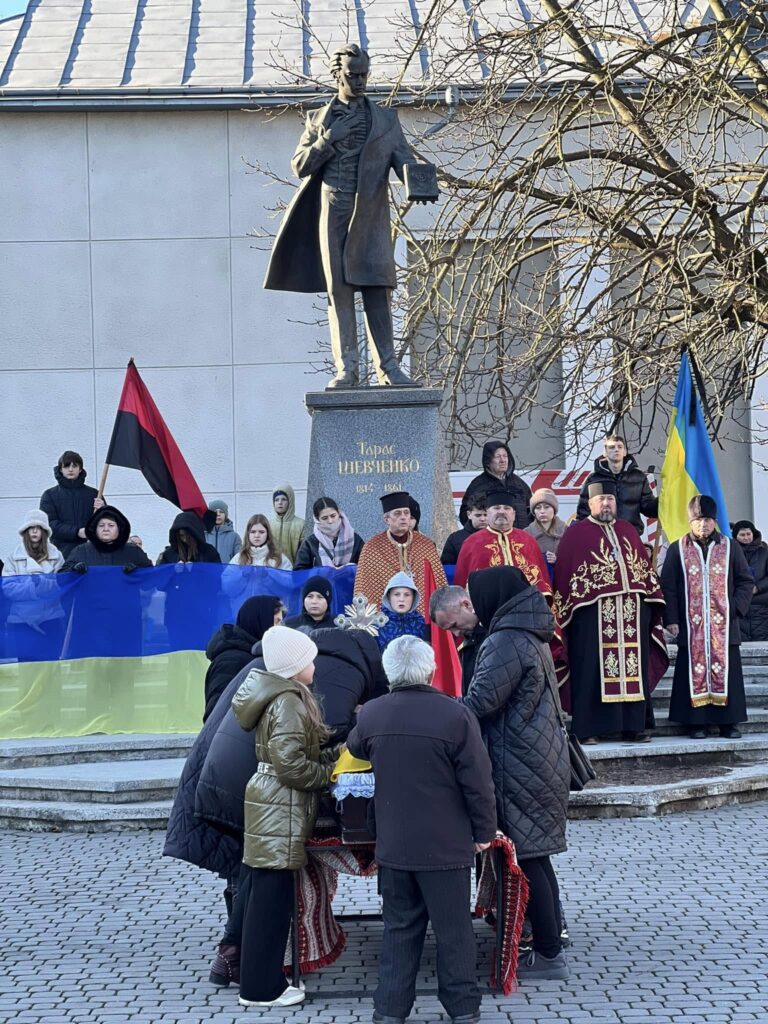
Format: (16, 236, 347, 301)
(264, 43, 439, 390)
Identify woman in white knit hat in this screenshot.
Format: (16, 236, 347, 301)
(525, 489, 567, 581)
(2, 509, 65, 658)
(231, 625, 342, 1008)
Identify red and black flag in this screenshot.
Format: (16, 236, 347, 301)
(105, 360, 207, 517)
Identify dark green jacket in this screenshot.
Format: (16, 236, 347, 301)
(232, 669, 337, 870)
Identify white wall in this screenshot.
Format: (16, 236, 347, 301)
(0, 107, 326, 560)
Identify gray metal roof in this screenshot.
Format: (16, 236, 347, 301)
(0, 0, 722, 104)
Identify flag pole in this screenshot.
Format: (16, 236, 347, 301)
(97, 357, 134, 502)
(96, 463, 110, 502)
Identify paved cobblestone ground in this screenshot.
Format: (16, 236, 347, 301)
(1, 804, 767, 1024)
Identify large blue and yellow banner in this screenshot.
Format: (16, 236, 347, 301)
(0, 565, 356, 740)
(659, 351, 730, 543)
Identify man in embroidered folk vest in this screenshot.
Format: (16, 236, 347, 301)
(660, 495, 753, 739)
(354, 491, 447, 609)
(553, 481, 669, 743)
(454, 490, 550, 595)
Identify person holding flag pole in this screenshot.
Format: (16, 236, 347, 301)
(659, 351, 753, 739)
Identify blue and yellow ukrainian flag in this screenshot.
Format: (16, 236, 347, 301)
(659, 351, 730, 542)
(0, 564, 356, 740)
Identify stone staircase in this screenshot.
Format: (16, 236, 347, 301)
(1, 644, 767, 829)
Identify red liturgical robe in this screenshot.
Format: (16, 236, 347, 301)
(454, 527, 552, 596)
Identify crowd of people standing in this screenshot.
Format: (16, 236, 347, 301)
(2, 437, 764, 1019)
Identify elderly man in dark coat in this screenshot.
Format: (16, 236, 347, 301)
(462, 566, 570, 981)
(347, 634, 496, 1024)
(264, 43, 434, 389)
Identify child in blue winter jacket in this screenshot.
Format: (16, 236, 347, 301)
(376, 572, 429, 652)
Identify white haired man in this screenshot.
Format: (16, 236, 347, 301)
(347, 635, 496, 1024)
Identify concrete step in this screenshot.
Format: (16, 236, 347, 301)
(651, 711, 768, 736)
(668, 641, 768, 666)
(0, 733, 196, 770)
(0, 758, 185, 804)
(0, 798, 172, 832)
(584, 732, 768, 771)
(652, 680, 768, 708)
(569, 763, 768, 818)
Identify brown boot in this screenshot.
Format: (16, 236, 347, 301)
(209, 943, 240, 987)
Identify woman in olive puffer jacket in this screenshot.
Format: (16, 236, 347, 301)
(231, 626, 341, 1009)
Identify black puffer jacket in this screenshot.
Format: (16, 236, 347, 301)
(203, 624, 258, 722)
(459, 441, 532, 528)
(163, 649, 263, 877)
(575, 455, 658, 535)
(737, 532, 768, 641)
(40, 466, 101, 558)
(463, 588, 569, 858)
(310, 628, 389, 741)
(60, 506, 152, 570)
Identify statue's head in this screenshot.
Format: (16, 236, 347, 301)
(330, 43, 370, 103)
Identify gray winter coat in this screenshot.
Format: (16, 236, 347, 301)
(463, 588, 569, 859)
(205, 520, 242, 563)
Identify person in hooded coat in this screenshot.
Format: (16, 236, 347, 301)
(157, 512, 221, 565)
(40, 450, 105, 558)
(3, 509, 66, 660)
(156, 512, 221, 649)
(376, 571, 428, 651)
(459, 440, 532, 528)
(284, 574, 336, 633)
(61, 505, 152, 571)
(575, 434, 657, 536)
(733, 519, 768, 642)
(269, 483, 305, 564)
(462, 566, 570, 981)
(203, 596, 284, 723)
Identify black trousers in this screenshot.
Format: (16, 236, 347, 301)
(239, 866, 293, 1002)
(519, 856, 562, 959)
(222, 863, 251, 945)
(376, 866, 480, 1020)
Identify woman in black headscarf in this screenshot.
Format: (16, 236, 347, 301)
(202, 596, 284, 722)
(463, 566, 571, 981)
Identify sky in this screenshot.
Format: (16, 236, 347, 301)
(0, 1, 26, 21)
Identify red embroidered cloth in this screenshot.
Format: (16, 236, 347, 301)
(681, 534, 730, 706)
(288, 836, 529, 994)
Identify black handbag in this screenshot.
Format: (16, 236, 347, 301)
(540, 650, 597, 792)
(563, 726, 597, 792)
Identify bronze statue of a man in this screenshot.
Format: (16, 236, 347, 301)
(264, 43, 437, 389)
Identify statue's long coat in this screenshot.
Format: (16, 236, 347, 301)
(264, 98, 413, 293)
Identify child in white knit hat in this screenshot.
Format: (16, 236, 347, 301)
(232, 625, 342, 1008)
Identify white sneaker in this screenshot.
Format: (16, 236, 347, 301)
(239, 984, 306, 1008)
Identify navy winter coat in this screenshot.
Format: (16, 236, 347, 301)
(40, 466, 101, 559)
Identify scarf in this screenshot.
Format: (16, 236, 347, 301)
(313, 512, 356, 567)
(681, 533, 730, 706)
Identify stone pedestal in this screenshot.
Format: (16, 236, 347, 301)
(304, 387, 456, 547)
